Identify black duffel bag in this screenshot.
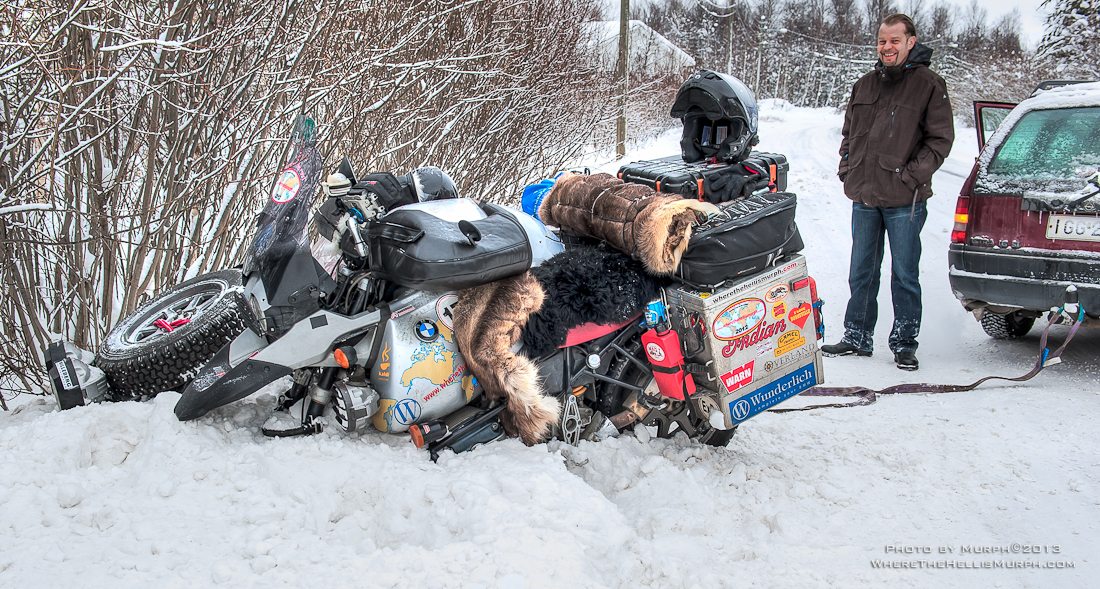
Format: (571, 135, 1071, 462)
(365, 202, 532, 292)
(677, 191, 804, 288)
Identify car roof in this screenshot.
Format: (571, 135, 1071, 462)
(977, 81, 1100, 175)
(1020, 81, 1100, 111)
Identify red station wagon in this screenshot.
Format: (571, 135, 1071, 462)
(948, 80, 1100, 338)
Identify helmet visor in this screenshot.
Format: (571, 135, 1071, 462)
(715, 73, 759, 135)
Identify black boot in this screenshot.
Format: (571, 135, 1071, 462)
(894, 351, 919, 371)
(820, 341, 872, 357)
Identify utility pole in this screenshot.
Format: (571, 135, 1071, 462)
(616, 0, 629, 157)
(726, 0, 734, 74)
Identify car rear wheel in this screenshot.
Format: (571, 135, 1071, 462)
(980, 311, 1035, 340)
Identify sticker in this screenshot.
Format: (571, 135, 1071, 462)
(56, 360, 75, 390)
(422, 363, 466, 403)
(721, 318, 787, 357)
(712, 298, 767, 341)
(646, 342, 666, 362)
(729, 363, 817, 424)
(787, 303, 811, 329)
(436, 294, 459, 330)
(462, 374, 478, 403)
(720, 360, 754, 394)
(416, 320, 438, 341)
(272, 168, 301, 203)
(774, 330, 806, 356)
(391, 305, 415, 320)
(391, 398, 422, 425)
(771, 302, 787, 319)
(376, 341, 391, 380)
(756, 339, 775, 357)
(374, 397, 423, 431)
(765, 284, 789, 303)
(764, 345, 814, 374)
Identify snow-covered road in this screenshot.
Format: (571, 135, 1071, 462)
(2, 102, 1097, 588)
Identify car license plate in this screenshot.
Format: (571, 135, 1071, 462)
(1046, 214, 1100, 242)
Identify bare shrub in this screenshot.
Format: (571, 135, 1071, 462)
(0, 0, 614, 399)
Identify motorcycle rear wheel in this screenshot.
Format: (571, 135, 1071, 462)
(604, 340, 738, 447)
(95, 270, 249, 400)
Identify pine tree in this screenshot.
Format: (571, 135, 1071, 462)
(1038, 0, 1100, 78)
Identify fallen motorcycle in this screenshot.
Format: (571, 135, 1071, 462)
(46, 116, 825, 458)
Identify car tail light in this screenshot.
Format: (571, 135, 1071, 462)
(951, 196, 970, 244)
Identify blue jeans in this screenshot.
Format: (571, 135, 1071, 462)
(840, 201, 926, 354)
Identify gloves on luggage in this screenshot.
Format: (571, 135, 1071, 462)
(703, 168, 750, 203)
(360, 172, 416, 211)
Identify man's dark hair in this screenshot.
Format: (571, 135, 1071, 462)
(881, 13, 917, 38)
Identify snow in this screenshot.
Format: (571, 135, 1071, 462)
(585, 20, 696, 75)
(3, 103, 1100, 587)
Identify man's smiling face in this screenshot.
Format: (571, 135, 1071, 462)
(878, 22, 915, 67)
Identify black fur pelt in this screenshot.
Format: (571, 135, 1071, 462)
(521, 245, 669, 358)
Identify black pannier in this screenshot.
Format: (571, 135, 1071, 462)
(365, 203, 532, 291)
(617, 152, 790, 202)
(676, 191, 804, 289)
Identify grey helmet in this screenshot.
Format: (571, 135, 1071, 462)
(407, 166, 460, 202)
(670, 70, 760, 163)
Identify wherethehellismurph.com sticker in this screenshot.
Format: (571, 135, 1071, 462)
(728, 362, 816, 424)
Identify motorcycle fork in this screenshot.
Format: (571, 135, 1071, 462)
(262, 366, 337, 437)
(277, 369, 313, 412)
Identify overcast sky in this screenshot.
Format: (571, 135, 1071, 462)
(937, 0, 1050, 49)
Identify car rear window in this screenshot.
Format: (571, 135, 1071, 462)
(979, 106, 1100, 195)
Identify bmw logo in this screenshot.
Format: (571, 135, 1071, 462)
(416, 320, 438, 341)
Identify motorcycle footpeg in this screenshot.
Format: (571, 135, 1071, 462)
(261, 413, 324, 437)
(427, 404, 507, 461)
(558, 393, 582, 446)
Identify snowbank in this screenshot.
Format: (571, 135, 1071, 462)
(2, 102, 1098, 588)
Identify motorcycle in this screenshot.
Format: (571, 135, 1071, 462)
(46, 117, 744, 459)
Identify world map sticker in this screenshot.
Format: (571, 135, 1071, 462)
(712, 298, 767, 341)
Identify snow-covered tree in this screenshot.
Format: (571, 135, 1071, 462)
(1038, 0, 1100, 78)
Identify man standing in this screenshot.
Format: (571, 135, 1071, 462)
(821, 13, 954, 370)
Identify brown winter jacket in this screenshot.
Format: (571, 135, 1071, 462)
(839, 43, 954, 208)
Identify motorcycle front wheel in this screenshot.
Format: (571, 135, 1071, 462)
(95, 270, 250, 400)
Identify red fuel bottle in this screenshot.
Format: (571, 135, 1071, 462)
(640, 328, 695, 400)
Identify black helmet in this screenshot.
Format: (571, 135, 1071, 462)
(406, 166, 460, 202)
(670, 71, 759, 163)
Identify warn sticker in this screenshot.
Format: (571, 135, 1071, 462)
(720, 361, 754, 393)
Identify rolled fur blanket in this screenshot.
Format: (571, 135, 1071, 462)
(538, 173, 718, 275)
